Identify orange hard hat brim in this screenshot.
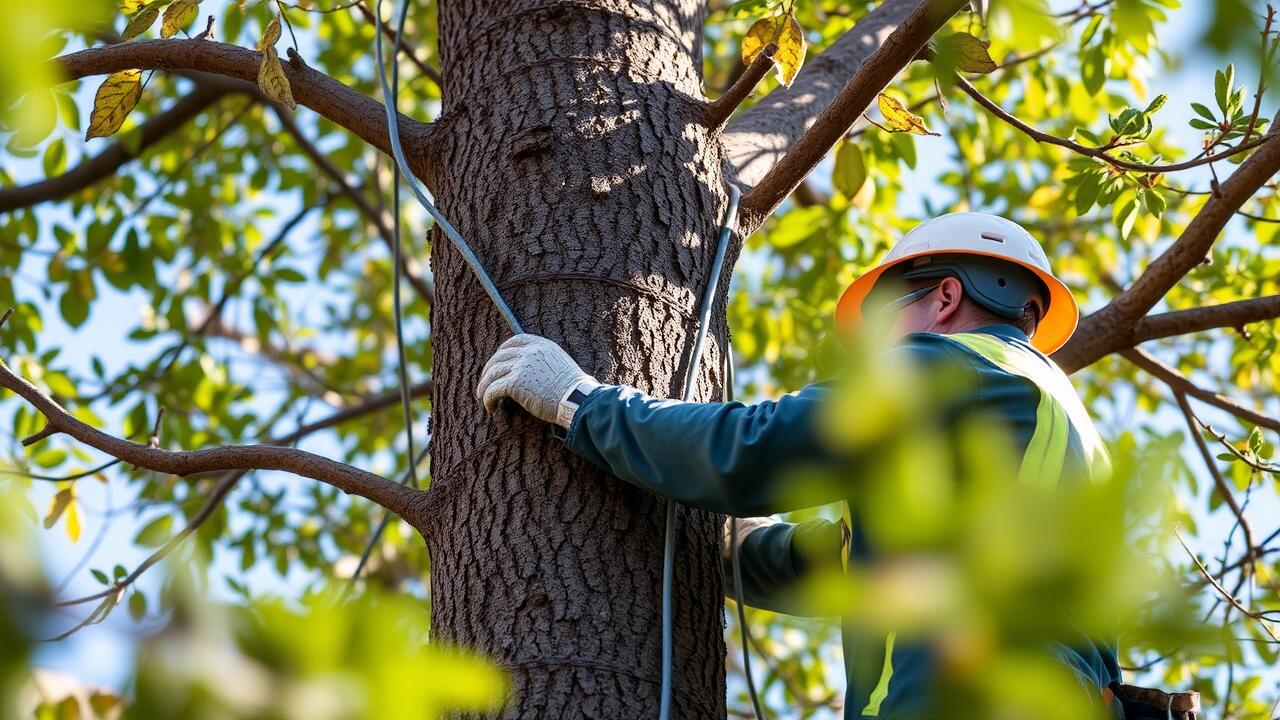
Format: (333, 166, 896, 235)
(835, 249, 1079, 354)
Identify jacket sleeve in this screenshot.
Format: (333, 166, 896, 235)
(725, 518, 844, 616)
(562, 383, 839, 517)
(561, 333, 975, 517)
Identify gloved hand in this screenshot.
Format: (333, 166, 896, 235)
(476, 334, 600, 428)
(722, 516, 778, 561)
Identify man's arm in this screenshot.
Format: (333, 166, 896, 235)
(726, 517, 844, 616)
(563, 383, 837, 516)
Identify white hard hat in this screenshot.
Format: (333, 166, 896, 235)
(836, 212, 1079, 353)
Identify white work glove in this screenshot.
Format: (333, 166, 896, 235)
(476, 334, 600, 428)
(722, 516, 778, 561)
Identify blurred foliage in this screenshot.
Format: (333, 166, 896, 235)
(0, 0, 1276, 717)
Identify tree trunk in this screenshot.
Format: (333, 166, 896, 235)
(422, 1, 734, 716)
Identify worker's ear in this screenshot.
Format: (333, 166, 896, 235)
(934, 277, 964, 324)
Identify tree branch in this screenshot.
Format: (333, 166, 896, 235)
(0, 84, 225, 213)
(1173, 391, 1257, 572)
(1120, 347, 1280, 433)
(271, 106, 435, 305)
(953, 74, 1278, 174)
(1132, 296, 1280, 344)
(352, 0, 443, 88)
(48, 375, 431, 610)
(1054, 111, 1280, 372)
(0, 348, 426, 523)
(721, 0, 919, 189)
(703, 44, 776, 130)
(737, 0, 968, 229)
(52, 39, 436, 185)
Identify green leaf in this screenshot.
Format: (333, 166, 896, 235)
(122, 2, 160, 39)
(1075, 172, 1102, 215)
(834, 142, 867, 199)
(59, 288, 89, 328)
(129, 590, 147, 621)
(939, 32, 997, 74)
(1082, 45, 1106, 96)
(134, 514, 173, 548)
(1190, 102, 1216, 122)
(91, 568, 110, 585)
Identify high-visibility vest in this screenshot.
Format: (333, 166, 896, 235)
(844, 331, 1112, 717)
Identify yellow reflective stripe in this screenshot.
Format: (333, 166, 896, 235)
(861, 632, 897, 717)
(840, 501, 853, 571)
(946, 333, 1111, 484)
(1018, 391, 1070, 487)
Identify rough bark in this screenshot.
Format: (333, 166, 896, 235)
(421, 1, 731, 716)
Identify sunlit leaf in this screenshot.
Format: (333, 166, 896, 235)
(877, 93, 937, 136)
(257, 15, 281, 51)
(160, 0, 199, 39)
(121, 3, 159, 39)
(257, 46, 296, 111)
(85, 69, 142, 140)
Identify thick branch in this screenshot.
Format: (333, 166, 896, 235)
(703, 44, 776, 130)
(0, 354, 425, 521)
(737, 0, 967, 228)
(53, 39, 436, 185)
(1054, 111, 1280, 372)
(272, 106, 435, 304)
(1121, 347, 1280, 433)
(0, 85, 225, 213)
(722, 0, 919, 189)
(954, 75, 1277, 174)
(1132, 296, 1280, 343)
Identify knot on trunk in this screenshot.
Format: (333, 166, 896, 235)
(510, 124, 555, 160)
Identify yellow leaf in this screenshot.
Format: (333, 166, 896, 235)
(257, 15, 281, 51)
(86, 70, 143, 140)
(122, 3, 159, 40)
(877, 92, 937, 136)
(774, 15, 805, 87)
(119, 0, 148, 12)
(44, 487, 72, 530)
(161, 0, 199, 39)
(740, 16, 777, 64)
(741, 13, 806, 87)
(258, 46, 297, 110)
(65, 497, 81, 543)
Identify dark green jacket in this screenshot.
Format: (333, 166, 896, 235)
(562, 325, 1121, 718)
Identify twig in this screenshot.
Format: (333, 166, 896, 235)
(1173, 391, 1258, 575)
(0, 345, 426, 525)
(272, 106, 435, 305)
(47, 377, 432, 610)
(704, 44, 777, 130)
(353, 0, 443, 87)
(738, 0, 969, 227)
(52, 39, 437, 176)
(953, 74, 1276, 174)
(1174, 526, 1278, 642)
(0, 86, 226, 213)
(1120, 348, 1280, 433)
(1242, 5, 1276, 145)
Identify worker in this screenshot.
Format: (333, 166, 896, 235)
(476, 212, 1122, 718)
